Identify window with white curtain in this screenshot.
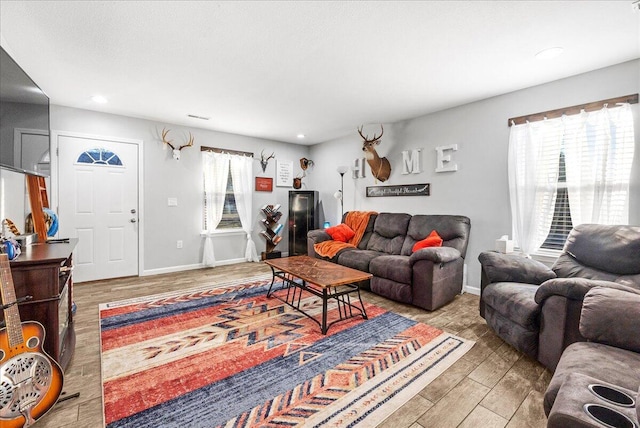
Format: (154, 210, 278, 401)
(509, 103, 635, 255)
(202, 150, 259, 267)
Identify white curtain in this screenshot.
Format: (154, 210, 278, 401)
(230, 154, 259, 262)
(563, 104, 634, 225)
(508, 119, 564, 255)
(202, 151, 230, 267)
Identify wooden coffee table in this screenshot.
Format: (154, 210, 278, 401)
(265, 255, 371, 334)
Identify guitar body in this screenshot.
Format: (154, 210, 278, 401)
(0, 321, 63, 428)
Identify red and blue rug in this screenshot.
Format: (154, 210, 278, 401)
(99, 274, 474, 427)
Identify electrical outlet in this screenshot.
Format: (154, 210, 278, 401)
(168, 197, 178, 207)
(177, 240, 183, 249)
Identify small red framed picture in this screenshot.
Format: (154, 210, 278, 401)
(255, 177, 273, 192)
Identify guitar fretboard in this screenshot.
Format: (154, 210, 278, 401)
(0, 254, 25, 348)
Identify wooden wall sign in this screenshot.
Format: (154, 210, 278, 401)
(366, 183, 430, 197)
(255, 177, 273, 192)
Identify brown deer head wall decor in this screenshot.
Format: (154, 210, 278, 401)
(299, 157, 314, 170)
(358, 124, 391, 182)
(260, 150, 275, 172)
(161, 128, 194, 161)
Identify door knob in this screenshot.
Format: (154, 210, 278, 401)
(130, 218, 137, 223)
(131, 209, 137, 214)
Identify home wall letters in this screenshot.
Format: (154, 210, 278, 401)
(435, 144, 458, 172)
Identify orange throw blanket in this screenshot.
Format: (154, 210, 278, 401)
(314, 211, 377, 258)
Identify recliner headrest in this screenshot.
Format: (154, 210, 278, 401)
(563, 224, 640, 275)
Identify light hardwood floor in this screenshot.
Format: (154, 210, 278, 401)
(35, 262, 550, 427)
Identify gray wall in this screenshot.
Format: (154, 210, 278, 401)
(3, 60, 637, 285)
(49, 106, 310, 273)
(0, 166, 27, 231)
(308, 59, 640, 290)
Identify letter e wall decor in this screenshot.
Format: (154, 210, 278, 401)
(435, 144, 458, 173)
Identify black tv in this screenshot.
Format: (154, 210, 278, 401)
(0, 46, 51, 177)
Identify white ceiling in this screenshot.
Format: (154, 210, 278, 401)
(1, 1, 638, 145)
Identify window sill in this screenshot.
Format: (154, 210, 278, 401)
(510, 247, 561, 266)
(201, 229, 244, 237)
(531, 248, 562, 266)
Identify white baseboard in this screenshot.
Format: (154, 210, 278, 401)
(463, 285, 480, 296)
(215, 257, 247, 267)
(142, 258, 246, 276)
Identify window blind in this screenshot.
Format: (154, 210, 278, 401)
(541, 152, 572, 250)
(540, 104, 635, 250)
(219, 169, 242, 229)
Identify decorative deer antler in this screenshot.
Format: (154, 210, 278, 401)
(161, 127, 194, 161)
(161, 128, 175, 150)
(357, 124, 384, 143)
(260, 150, 275, 172)
(358, 124, 391, 182)
(179, 133, 194, 151)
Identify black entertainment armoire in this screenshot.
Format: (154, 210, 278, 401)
(288, 190, 319, 256)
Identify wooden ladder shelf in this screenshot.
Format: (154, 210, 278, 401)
(26, 175, 49, 242)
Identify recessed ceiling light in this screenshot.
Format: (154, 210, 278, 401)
(91, 95, 108, 104)
(535, 47, 564, 60)
(297, 134, 305, 139)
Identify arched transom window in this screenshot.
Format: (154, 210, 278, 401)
(76, 148, 123, 166)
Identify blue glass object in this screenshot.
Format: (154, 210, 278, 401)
(323, 221, 330, 229)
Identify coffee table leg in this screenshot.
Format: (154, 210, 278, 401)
(357, 287, 368, 320)
(266, 265, 277, 297)
(322, 288, 328, 334)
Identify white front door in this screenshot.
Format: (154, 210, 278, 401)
(57, 135, 139, 282)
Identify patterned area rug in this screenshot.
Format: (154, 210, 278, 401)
(100, 274, 474, 427)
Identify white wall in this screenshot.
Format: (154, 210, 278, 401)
(49, 106, 310, 273)
(0, 167, 26, 231)
(308, 59, 640, 290)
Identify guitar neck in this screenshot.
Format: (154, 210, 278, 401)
(0, 254, 25, 348)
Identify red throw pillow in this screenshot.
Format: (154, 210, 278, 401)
(326, 223, 356, 242)
(412, 230, 443, 252)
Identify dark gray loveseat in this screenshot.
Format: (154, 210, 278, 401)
(307, 212, 471, 310)
(478, 224, 640, 371)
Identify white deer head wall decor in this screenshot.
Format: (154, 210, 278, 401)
(358, 124, 391, 182)
(260, 150, 275, 172)
(161, 127, 194, 161)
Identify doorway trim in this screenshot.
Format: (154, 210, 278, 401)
(51, 130, 145, 277)
(13, 127, 49, 170)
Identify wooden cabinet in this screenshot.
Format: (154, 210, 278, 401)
(3, 239, 77, 370)
(288, 191, 319, 256)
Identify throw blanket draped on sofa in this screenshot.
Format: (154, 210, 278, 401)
(314, 211, 377, 258)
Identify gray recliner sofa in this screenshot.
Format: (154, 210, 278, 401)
(307, 212, 471, 310)
(545, 286, 640, 427)
(478, 224, 640, 370)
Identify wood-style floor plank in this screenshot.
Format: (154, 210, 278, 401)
(27, 262, 550, 427)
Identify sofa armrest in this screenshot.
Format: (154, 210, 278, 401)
(580, 286, 640, 353)
(307, 229, 331, 257)
(308, 229, 331, 243)
(534, 277, 638, 304)
(410, 247, 461, 265)
(478, 251, 556, 285)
